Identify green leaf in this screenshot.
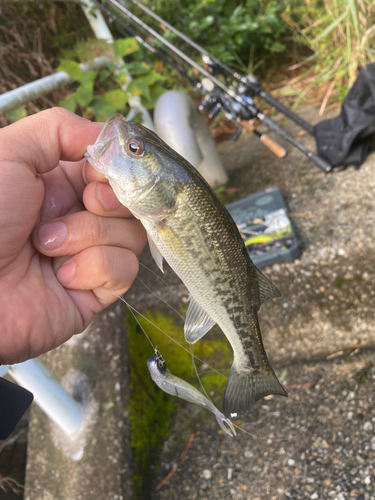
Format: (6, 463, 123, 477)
(78, 70, 98, 86)
(8, 105, 27, 123)
(122, 62, 151, 75)
(127, 80, 151, 101)
(73, 83, 94, 108)
(75, 38, 110, 63)
(134, 70, 165, 86)
(59, 94, 77, 113)
(98, 68, 112, 83)
(90, 98, 117, 121)
(56, 60, 82, 80)
(113, 38, 139, 58)
(140, 84, 166, 109)
(269, 41, 286, 53)
(104, 89, 129, 109)
(113, 70, 129, 87)
(313, 9, 348, 42)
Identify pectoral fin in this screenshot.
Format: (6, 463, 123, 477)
(147, 235, 164, 273)
(184, 296, 215, 344)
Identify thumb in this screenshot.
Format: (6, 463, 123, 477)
(0, 108, 102, 266)
(0, 108, 102, 174)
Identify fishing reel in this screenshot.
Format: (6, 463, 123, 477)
(202, 54, 231, 82)
(236, 74, 261, 97)
(202, 54, 261, 104)
(198, 89, 255, 141)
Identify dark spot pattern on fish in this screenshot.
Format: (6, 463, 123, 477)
(86, 117, 285, 415)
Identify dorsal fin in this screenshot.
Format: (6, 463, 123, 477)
(255, 267, 281, 306)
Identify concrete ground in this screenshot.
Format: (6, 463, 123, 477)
(20, 105, 375, 500)
(23, 300, 134, 500)
(128, 106, 375, 500)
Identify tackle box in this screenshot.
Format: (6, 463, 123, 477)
(225, 187, 300, 268)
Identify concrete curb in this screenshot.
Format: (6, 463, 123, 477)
(24, 301, 132, 500)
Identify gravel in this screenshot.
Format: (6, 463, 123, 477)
(128, 105, 375, 499)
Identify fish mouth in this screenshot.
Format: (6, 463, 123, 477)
(85, 134, 118, 175)
(85, 115, 140, 174)
(86, 133, 114, 161)
(85, 116, 127, 174)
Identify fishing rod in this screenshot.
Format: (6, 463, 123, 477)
(96, 0, 287, 158)
(102, 0, 332, 172)
(90, 0, 197, 85)
(124, 0, 314, 135)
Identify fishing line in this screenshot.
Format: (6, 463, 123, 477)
(115, 292, 307, 441)
(115, 293, 227, 379)
(189, 344, 212, 401)
(135, 274, 185, 322)
(130, 252, 305, 439)
(119, 294, 156, 352)
(195, 368, 230, 377)
(189, 345, 306, 442)
(188, 344, 306, 441)
(223, 394, 307, 442)
(138, 260, 185, 313)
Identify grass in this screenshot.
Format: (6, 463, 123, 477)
(278, 0, 375, 110)
(126, 308, 231, 498)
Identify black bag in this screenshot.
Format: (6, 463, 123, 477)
(314, 62, 375, 169)
(0, 377, 33, 439)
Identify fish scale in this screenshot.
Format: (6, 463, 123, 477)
(85, 115, 287, 418)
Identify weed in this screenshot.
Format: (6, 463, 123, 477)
(126, 308, 230, 498)
(282, 0, 375, 104)
(353, 362, 372, 385)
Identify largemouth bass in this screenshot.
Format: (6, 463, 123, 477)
(85, 115, 287, 418)
(148, 350, 236, 436)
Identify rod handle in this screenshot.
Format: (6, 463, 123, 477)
(239, 120, 287, 158)
(257, 113, 332, 172)
(258, 134, 287, 158)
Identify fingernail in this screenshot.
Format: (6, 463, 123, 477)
(82, 159, 89, 185)
(37, 222, 67, 249)
(96, 183, 121, 212)
(57, 261, 76, 285)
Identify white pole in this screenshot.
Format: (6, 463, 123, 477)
(8, 359, 84, 437)
(80, 0, 114, 42)
(81, 0, 155, 130)
(154, 90, 228, 187)
(0, 57, 111, 116)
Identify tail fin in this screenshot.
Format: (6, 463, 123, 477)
(223, 365, 287, 418)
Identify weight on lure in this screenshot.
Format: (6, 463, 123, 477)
(85, 115, 287, 418)
(148, 349, 235, 436)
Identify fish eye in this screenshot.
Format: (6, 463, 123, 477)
(157, 359, 166, 371)
(126, 138, 145, 157)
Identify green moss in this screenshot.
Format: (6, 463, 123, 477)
(127, 309, 231, 498)
(334, 274, 363, 289)
(334, 276, 345, 289)
(353, 362, 372, 385)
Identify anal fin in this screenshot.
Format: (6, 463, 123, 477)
(184, 295, 216, 344)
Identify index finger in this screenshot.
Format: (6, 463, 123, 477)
(0, 108, 103, 175)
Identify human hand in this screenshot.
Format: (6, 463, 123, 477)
(0, 108, 146, 364)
